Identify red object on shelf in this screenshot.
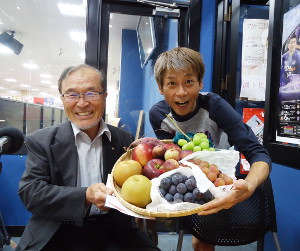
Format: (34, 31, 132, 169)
(33, 97, 44, 105)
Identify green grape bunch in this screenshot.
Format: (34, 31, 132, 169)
(173, 132, 216, 152)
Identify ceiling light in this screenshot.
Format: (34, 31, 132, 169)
(69, 31, 86, 42)
(41, 80, 51, 84)
(20, 84, 30, 87)
(40, 74, 53, 78)
(31, 88, 39, 92)
(57, 2, 86, 17)
(23, 62, 39, 70)
(40, 92, 49, 96)
(80, 52, 85, 59)
(0, 44, 14, 54)
(4, 78, 17, 82)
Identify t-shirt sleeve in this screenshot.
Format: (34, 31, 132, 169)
(209, 95, 272, 168)
(149, 102, 174, 140)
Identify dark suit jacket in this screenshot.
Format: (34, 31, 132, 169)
(16, 121, 134, 251)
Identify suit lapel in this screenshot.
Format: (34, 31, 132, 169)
(51, 122, 78, 186)
(102, 134, 115, 184)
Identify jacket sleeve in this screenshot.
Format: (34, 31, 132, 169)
(18, 132, 87, 227)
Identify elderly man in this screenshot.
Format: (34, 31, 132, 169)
(16, 64, 160, 251)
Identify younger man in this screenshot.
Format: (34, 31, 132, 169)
(149, 47, 271, 251)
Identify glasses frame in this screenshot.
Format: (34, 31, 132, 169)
(61, 91, 106, 102)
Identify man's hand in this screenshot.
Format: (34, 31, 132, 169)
(198, 161, 270, 215)
(86, 183, 113, 211)
(197, 179, 255, 215)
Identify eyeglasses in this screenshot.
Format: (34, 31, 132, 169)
(61, 91, 106, 103)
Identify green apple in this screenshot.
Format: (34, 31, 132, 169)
(193, 146, 202, 151)
(178, 139, 188, 147)
(208, 147, 216, 151)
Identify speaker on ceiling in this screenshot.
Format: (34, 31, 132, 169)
(0, 31, 24, 55)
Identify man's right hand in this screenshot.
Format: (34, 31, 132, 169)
(86, 183, 113, 211)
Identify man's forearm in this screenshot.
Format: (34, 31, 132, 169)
(245, 161, 270, 190)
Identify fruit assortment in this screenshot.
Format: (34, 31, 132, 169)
(112, 137, 234, 210)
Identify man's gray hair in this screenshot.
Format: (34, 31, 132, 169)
(58, 64, 105, 94)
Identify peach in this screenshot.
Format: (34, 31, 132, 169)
(224, 176, 234, 185)
(190, 158, 202, 165)
(199, 161, 209, 168)
(214, 177, 226, 187)
(209, 164, 220, 175)
(200, 166, 210, 176)
(207, 171, 217, 182)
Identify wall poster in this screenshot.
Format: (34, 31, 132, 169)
(240, 19, 269, 101)
(240, 108, 265, 174)
(277, 3, 300, 145)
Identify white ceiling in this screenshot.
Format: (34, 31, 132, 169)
(0, 0, 139, 106)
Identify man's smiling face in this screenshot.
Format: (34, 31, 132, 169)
(159, 69, 203, 116)
(61, 67, 107, 138)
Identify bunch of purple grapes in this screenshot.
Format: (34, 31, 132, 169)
(159, 172, 213, 204)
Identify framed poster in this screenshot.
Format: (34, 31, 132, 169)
(264, 0, 300, 169)
(277, 5, 300, 144)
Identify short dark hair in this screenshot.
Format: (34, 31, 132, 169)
(154, 47, 205, 89)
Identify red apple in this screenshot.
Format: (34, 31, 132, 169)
(164, 149, 180, 161)
(162, 159, 179, 172)
(152, 144, 167, 159)
(164, 143, 181, 152)
(179, 150, 194, 160)
(143, 159, 165, 179)
(132, 143, 153, 166)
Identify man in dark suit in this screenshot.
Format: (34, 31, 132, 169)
(16, 64, 159, 251)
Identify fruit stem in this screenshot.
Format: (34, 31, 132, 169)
(165, 114, 192, 142)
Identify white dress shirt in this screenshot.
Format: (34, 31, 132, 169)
(71, 119, 111, 215)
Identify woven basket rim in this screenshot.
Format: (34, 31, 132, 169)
(111, 140, 205, 218)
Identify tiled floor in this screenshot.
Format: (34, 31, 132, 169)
(3, 234, 257, 251)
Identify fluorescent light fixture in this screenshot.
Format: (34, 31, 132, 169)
(4, 78, 17, 82)
(57, 2, 86, 17)
(31, 88, 39, 92)
(41, 80, 51, 84)
(20, 84, 30, 87)
(40, 92, 49, 96)
(51, 85, 57, 89)
(9, 90, 18, 94)
(69, 31, 86, 42)
(40, 74, 53, 78)
(23, 62, 39, 70)
(80, 52, 85, 59)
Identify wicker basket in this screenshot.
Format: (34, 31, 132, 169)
(110, 146, 205, 218)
